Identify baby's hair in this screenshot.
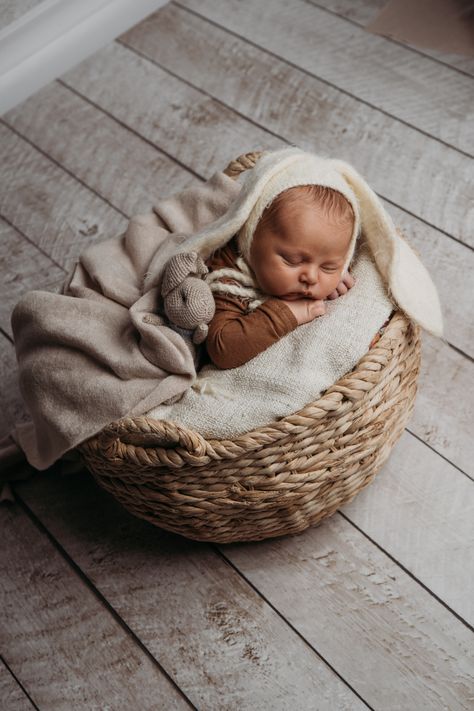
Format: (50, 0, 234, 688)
(256, 185, 355, 235)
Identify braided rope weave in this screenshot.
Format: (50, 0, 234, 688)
(79, 152, 421, 544)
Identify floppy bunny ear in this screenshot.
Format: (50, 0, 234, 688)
(332, 160, 444, 339)
(161, 251, 207, 297)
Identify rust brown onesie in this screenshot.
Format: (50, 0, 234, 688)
(205, 237, 298, 369)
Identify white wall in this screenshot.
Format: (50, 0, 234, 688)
(0, 0, 169, 115)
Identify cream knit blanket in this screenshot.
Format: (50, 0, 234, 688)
(146, 240, 394, 438)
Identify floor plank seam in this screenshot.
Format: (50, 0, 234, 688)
(10, 491, 198, 711)
(211, 541, 375, 711)
(116, 37, 291, 147)
(55, 78, 206, 186)
(0, 327, 13, 344)
(406, 427, 474, 483)
(0, 210, 67, 275)
(447, 341, 474, 364)
(173, 1, 474, 160)
(0, 653, 39, 710)
(304, 0, 474, 80)
(338, 510, 474, 633)
(0, 119, 129, 222)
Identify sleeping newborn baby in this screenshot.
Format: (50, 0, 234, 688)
(204, 185, 356, 368)
(146, 146, 443, 439)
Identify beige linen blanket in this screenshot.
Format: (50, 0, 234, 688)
(2, 171, 241, 471)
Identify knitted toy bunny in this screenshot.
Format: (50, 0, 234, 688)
(161, 251, 216, 354)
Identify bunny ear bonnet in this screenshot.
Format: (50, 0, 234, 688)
(168, 147, 444, 338)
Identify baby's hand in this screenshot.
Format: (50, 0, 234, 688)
(281, 298, 326, 325)
(326, 272, 355, 300)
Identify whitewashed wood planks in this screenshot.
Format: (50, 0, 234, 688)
(15, 468, 474, 710)
(0, 123, 126, 272)
(341, 430, 474, 623)
(313, 0, 474, 78)
(0, 217, 65, 338)
(178, 0, 474, 155)
(60, 43, 280, 177)
(0, 659, 34, 711)
(0, 501, 192, 710)
(13, 471, 368, 711)
(412, 335, 474, 476)
(220, 514, 474, 709)
(3, 82, 195, 217)
(120, 3, 474, 248)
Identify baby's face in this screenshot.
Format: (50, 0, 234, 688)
(248, 200, 353, 301)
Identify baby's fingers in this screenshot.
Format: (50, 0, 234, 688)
(343, 273, 355, 288)
(309, 299, 326, 317)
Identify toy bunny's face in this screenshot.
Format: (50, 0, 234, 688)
(161, 252, 216, 342)
(166, 278, 215, 329)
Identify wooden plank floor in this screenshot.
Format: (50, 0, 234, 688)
(1, 1, 473, 708)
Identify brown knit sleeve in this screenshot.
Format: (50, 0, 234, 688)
(206, 294, 298, 369)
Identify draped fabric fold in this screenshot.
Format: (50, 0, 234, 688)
(2, 171, 241, 473)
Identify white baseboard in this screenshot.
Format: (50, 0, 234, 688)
(0, 0, 169, 115)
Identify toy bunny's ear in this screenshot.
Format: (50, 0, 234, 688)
(161, 252, 206, 297)
(193, 254, 209, 277)
(333, 160, 444, 339)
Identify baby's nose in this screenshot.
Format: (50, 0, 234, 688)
(300, 267, 318, 284)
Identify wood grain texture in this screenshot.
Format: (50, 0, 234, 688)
(3, 82, 196, 218)
(15, 468, 474, 710)
(14, 471, 368, 711)
(221, 516, 474, 710)
(60, 42, 282, 177)
(0, 218, 65, 338)
(0, 123, 126, 272)
(3, 78, 473, 354)
(120, 3, 474, 247)
(0, 503, 192, 710)
(411, 334, 474, 475)
(313, 0, 474, 77)
(0, 660, 35, 711)
(341, 429, 474, 624)
(178, 0, 474, 155)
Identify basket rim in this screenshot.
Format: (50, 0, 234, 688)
(84, 310, 420, 461)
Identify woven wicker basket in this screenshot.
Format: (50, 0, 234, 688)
(79, 152, 421, 544)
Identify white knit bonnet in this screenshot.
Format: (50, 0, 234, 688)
(237, 155, 360, 274)
(159, 147, 444, 338)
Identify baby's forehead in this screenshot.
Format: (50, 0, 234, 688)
(276, 189, 330, 215)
